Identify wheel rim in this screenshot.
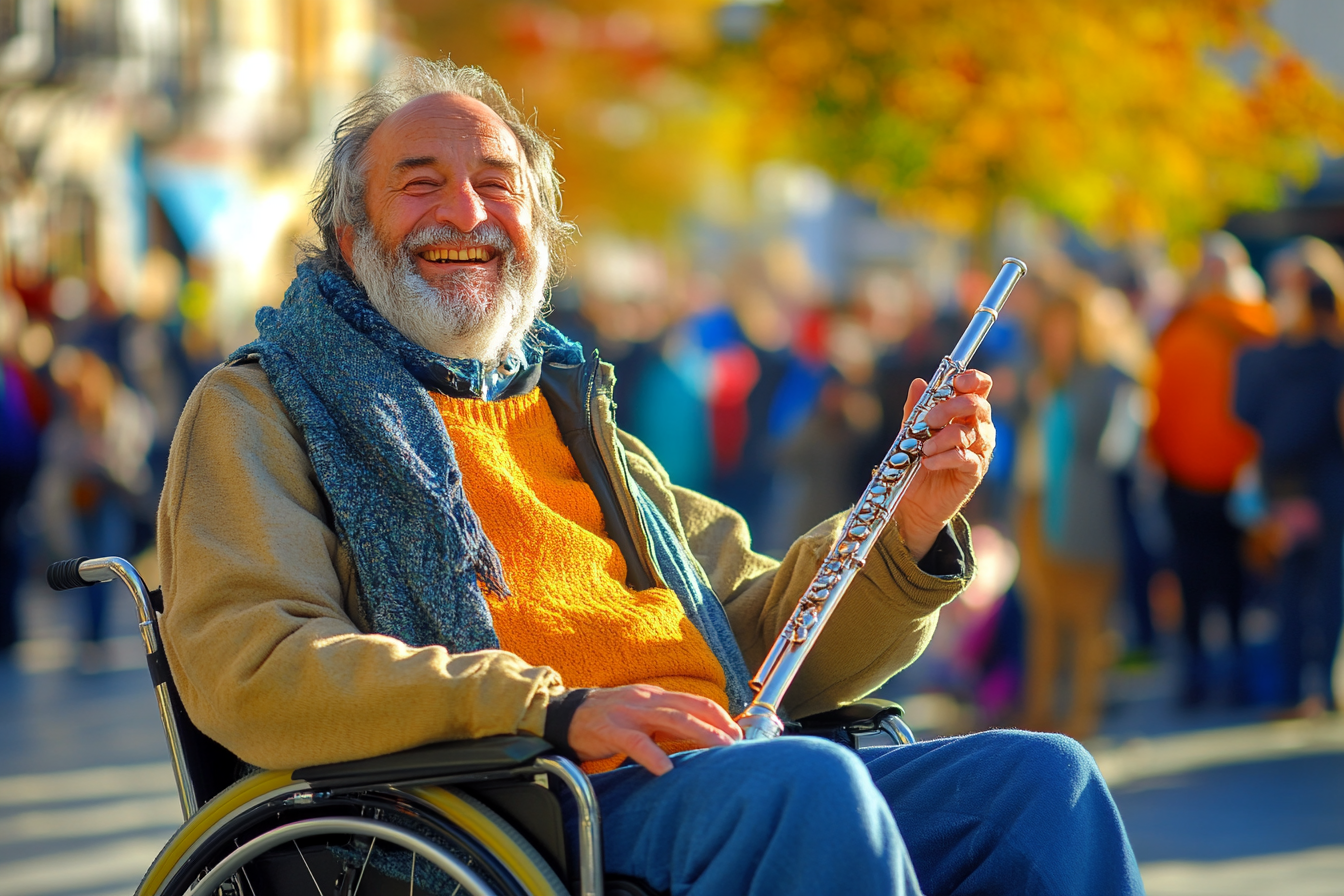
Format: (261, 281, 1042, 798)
(144, 786, 564, 896)
(183, 817, 496, 896)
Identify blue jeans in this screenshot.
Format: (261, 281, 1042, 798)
(563, 730, 1144, 895)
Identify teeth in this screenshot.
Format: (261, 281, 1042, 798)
(421, 247, 492, 263)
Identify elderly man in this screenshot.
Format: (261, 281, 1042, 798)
(159, 59, 1141, 896)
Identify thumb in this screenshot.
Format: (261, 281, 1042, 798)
(902, 378, 928, 420)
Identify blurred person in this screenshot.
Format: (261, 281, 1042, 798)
(758, 307, 846, 553)
(774, 373, 859, 547)
(118, 248, 194, 555)
(1235, 240, 1344, 714)
(1014, 291, 1129, 739)
(628, 314, 715, 493)
(719, 274, 793, 539)
(46, 346, 153, 663)
(1090, 276, 1164, 664)
(1150, 232, 1276, 706)
(48, 272, 170, 559)
(0, 296, 51, 652)
(156, 58, 1141, 895)
(951, 524, 1026, 727)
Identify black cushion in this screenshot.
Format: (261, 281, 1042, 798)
(793, 698, 905, 730)
(294, 735, 552, 788)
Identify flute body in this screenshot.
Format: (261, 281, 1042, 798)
(735, 257, 1028, 741)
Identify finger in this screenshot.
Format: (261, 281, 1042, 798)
(924, 393, 991, 429)
(920, 422, 980, 457)
(919, 446, 983, 474)
(613, 729, 675, 776)
(952, 369, 993, 397)
(632, 706, 739, 748)
(902, 378, 928, 420)
(638, 691, 741, 740)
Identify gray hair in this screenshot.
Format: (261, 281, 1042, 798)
(305, 57, 574, 283)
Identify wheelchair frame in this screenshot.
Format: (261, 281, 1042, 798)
(48, 556, 608, 896)
(48, 554, 915, 896)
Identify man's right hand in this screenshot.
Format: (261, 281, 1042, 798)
(566, 684, 742, 776)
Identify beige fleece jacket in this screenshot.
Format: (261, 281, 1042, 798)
(158, 362, 973, 769)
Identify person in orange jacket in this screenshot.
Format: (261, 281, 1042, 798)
(1150, 233, 1276, 706)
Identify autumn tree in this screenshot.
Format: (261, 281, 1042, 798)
(393, 0, 1344, 244)
(391, 1, 729, 234)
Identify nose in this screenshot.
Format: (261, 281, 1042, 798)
(434, 178, 488, 233)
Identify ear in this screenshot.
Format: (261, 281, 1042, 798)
(336, 225, 355, 270)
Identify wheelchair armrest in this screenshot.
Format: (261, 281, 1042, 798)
(294, 734, 552, 789)
(792, 698, 904, 730)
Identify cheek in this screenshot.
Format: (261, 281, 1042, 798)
(505, 210, 537, 258)
(376, 196, 434, 243)
(512, 199, 534, 236)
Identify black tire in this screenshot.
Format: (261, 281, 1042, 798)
(140, 787, 565, 896)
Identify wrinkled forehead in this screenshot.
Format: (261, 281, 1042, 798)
(364, 92, 527, 176)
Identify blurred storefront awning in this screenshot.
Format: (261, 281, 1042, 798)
(145, 161, 249, 259)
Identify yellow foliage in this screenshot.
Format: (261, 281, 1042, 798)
(391, 0, 1344, 242)
(743, 0, 1344, 238)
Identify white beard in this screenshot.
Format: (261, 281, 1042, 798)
(350, 222, 548, 366)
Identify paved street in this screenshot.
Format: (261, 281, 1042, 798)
(0, 665, 179, 896)
(1, 583, 1343, 895)
(1098, 720, 1344, 896)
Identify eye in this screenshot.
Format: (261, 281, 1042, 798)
(403, 178, 440, 194)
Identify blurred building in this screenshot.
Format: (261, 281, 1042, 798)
(0, 0, 387, 355)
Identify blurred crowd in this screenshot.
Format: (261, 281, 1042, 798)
(2, 0, 1343, 742)
(5, 210, 1344, 739)
(1, 247, 217, 666)
(548, 226, 1344, 738)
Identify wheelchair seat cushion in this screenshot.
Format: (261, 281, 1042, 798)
(295, 735, 551, 789)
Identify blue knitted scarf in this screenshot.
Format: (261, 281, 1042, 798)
(231, 263, 753, 713)
(229, 263, 584, 652)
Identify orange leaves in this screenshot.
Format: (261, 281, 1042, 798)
(392, 0, 1344, 244)
(743, 0, 1344, 240)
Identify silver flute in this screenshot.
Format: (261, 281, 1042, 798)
(735, 257, 1027, 741)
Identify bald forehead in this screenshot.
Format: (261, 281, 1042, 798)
(366, 92, 526, 173)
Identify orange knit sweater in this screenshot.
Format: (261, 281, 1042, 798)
(431, 388, 729, 765)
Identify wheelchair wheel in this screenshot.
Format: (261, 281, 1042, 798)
(137, 778, 566, 896)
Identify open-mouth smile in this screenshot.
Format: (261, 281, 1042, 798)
(418, 246, 499, 264)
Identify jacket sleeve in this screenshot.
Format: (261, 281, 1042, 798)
(158, 363, 564, 770)
(618, 431, 973, 719)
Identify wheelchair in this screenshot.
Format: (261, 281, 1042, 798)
(48, 555, 916, 896)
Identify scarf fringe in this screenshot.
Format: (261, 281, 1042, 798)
(230, 263, 581, 650)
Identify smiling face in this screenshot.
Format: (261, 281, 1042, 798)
(338, 92, 548, 363)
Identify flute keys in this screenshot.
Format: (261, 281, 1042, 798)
(737, 258, 1022, 733)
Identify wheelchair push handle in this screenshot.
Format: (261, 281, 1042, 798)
(46, 556, 158, 621)
(46, 555, 199, 820)
(47, 556, 97, 591)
